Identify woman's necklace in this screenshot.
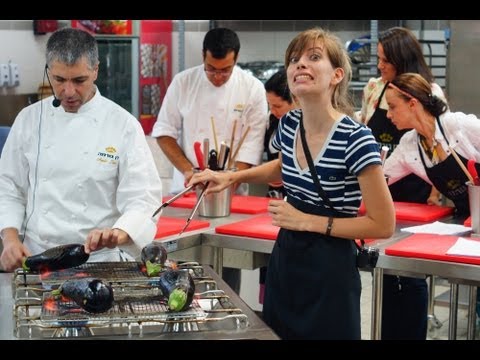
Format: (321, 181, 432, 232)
(419, 135, 439, 165)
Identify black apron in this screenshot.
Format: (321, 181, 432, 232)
(262, 196, 361, 340)
(368, 84, 431, 203)
(418, 117, 475, 217)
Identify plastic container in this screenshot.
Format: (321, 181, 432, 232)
(467, 182, 480, 234)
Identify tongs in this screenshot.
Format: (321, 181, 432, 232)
(151, 181, 210, 236)
(179, 182, 209, 235)
(151, 184, 195, 218)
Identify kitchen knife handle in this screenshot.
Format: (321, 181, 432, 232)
(194, 141, 205, 170)
(203, 138, 209, 170)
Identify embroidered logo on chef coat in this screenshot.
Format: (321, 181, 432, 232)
(97, 146, 120, 165)
(233, 103, 245, 115)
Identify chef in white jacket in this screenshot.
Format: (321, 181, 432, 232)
(152, 28, 267, 294)
(152, 27, 268, 194)
(0, 28, 162, 271)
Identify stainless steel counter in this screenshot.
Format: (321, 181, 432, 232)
(372, 247, 480, 340)
(161, 209, 480, 340)
(159, 208, 270, 271)
(3, 205, 478, 340)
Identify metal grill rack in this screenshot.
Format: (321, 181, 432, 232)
(12, 262, 249, 339)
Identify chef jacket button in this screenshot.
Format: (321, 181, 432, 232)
(42, 209, 48, 214)
(45, 144, 50, 149)
(71, 214, 75, 219)
(42, 178, 47, 182)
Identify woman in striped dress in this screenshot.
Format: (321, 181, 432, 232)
(188, 28, 395, 340)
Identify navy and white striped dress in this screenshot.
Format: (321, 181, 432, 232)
(272, 108, 382, 213)
(263, 109, 382, 340)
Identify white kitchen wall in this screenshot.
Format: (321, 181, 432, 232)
(0, 26, 50, 94)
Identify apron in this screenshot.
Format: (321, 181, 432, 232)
(368, 85, 431, 203)
(262, 196, 361, 340)
(418, 117, 473, 217)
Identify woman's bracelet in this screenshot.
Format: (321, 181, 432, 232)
(326, 216, 334, 237)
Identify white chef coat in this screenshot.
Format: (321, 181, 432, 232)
(152, 65, 268, 193)
(0, 89, 163, 261)
(384, 111, 480, 185)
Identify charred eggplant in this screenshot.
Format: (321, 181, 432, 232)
(23, 243, 89, 273)
(158, 269, 195, 311)
(52, 277, 114, 313)
(141, 242, 168, 277)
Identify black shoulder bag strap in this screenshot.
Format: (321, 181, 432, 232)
(298, 118, 366, 249)
(298, 118, 336, 211)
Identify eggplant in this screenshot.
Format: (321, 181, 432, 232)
(22, 244, 89, 273)
(141, 242, 168, 277)
(158, 269, 195, 312)
(52, 278, 114, 313)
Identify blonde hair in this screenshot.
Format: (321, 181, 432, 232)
(284, 28, 353, 116)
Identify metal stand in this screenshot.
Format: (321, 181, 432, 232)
(467, 285, 477, 340)
(448, 283, 459, 339)
(427, 275, 442, 334)
(371, 267, 383, 340)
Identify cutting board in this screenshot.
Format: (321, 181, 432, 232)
(167, 194, 271, 214)
(215, 216, 380, 244)
(215, 215, 279, 240)
(385, 233, 480, 265)
(464, 216, 471, 227)
(358, 201, 454, 222)
(155, 216, 210, 239)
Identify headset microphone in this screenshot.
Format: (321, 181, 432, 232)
(44, 64, 61, 108)
(52, 97, 61, 107)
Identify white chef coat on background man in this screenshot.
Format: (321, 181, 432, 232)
(0, 90, 163, 261)
(152, 65, 268, 194)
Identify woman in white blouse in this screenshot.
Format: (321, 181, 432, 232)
(385, 72, 480, 216)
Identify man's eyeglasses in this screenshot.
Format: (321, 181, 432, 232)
(204, 66, 234, 77)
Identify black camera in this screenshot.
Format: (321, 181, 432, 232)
(356, 246, 379, 270)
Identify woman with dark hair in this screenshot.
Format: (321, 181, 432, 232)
(357, 27, 447, 340)
(358, 27, 445, 205)
(258, 70, 296, 306)
(263, 69, 296, 199)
